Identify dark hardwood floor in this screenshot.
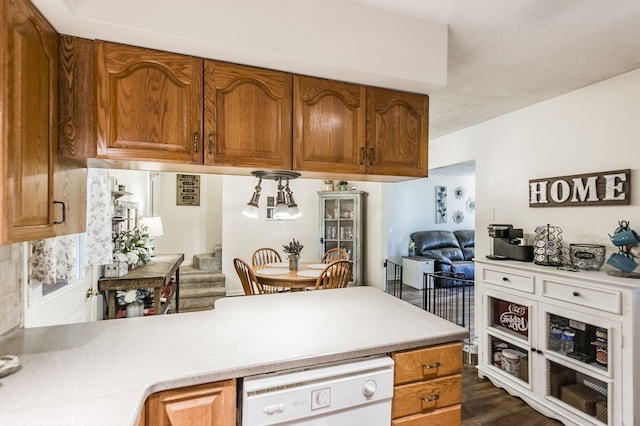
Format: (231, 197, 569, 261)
(396, 285, 563, 425)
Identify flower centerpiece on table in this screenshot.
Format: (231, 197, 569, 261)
(283, 238, 304, 271)
(113, 225, 151, 268)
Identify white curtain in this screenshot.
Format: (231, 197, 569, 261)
(83, 168, 113, 266)
(29, 235, 77, 284)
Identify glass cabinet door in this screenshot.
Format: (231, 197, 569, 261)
(485, 291, 533, 345)
(487, 334, 531, 386)
(321, 198, 354, 259)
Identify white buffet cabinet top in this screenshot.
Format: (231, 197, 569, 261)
(0, 286, 468, 426)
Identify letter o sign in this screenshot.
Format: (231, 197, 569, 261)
(550, 180, 570, 203)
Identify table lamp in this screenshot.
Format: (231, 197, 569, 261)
(142, 217, 164, 257)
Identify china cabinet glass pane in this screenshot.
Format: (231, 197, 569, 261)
(547, 360, 609, 424)
(487, 334, 529, 385)
(547, 313, 608, 372)
(488, 296, 530, 341)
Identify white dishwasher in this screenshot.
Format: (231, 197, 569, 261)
(241, 356, 394, 425)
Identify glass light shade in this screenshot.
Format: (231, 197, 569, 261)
(288, 205, 302, 219)
(273, 202, 290, 219)
(142, 217, 164, 236)
(242, 203, 259, 219)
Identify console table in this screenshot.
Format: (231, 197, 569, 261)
(98, 253, 184, 319)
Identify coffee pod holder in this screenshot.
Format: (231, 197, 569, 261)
(606, 220, 640, 278)
(533, 224, 564, 266)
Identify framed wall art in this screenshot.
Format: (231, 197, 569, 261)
(435, 186, 447, 224)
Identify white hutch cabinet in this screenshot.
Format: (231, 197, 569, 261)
(475, 259, 639, 426)
(317, 190, 365, 285)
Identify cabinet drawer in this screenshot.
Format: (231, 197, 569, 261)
(392, 375, 461, 419)
(392, 404, 460, 426)
(393, 342, 462, 385)
(541, 279, 621, 314)
(482, 268, 534, 293)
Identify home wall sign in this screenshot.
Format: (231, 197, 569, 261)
(529, 169, 630, 207)
(176, 174, 201, 206)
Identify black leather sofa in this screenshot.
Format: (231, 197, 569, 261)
(410, 230, 475, 283)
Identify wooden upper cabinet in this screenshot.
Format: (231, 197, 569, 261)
(1, 0, 59, 243)
(293, 75, 366, 174)
(95, 41, 204, 164)
(366, 87, 429, 177)
(204, 61, 292, 169)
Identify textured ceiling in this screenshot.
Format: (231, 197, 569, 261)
(353, 0, 640, 138)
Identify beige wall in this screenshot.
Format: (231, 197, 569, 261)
(0, 244, 23, 335)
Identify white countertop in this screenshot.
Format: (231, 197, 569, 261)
(0, 286, 468, 425)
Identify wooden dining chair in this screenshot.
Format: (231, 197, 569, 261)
(234, 258, 289, 295)
(321, 247, 349, 263)
(251, 248, 282, 266)
(314, 260, 353, 290)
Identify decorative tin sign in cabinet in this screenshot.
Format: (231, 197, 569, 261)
(494, 300, 529, 337)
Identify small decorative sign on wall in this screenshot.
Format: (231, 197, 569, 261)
(176, 174, 201, 206)
(529, 169, 630, 208)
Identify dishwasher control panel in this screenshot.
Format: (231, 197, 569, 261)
(242, 356, 394, 425)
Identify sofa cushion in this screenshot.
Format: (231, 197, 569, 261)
(454, 230, 475, 261)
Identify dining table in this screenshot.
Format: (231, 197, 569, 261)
(253, 261, 327, 291)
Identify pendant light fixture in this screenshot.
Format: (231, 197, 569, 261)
(242, 171, 301, 219)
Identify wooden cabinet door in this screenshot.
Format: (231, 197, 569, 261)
(204, 61, 292, 169)
(1, 0, 58, 243)
(366, 87, 429, 177)
(96, 41, 203, 164)
(293, 75, 366, 174)
(145, 380, 236, 426)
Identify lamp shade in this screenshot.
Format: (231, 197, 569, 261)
(142, 217, 164, 236)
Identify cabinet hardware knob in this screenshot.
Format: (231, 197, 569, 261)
(208, 133, 214, 154)
(193, 132, 199, 152)
(572, 291, 580, 297)
(502, 277, 509, 281)
(421, 361, 441, 369)
(53, 201, 66, 224)
(531, 347, 537, 352)
(420, 393, 440, 403)
(537, 349, 544, 354)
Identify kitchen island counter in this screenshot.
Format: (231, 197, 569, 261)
(0, 286, 468, 425)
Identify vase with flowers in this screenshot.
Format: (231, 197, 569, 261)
(113, 225, 151, 270)
(283, 238, 304, 271)
(117, 288, 150, 317)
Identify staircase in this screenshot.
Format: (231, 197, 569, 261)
(178, 248, 226, 312)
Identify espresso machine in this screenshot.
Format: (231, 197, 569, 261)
(487, 224, 534, 261)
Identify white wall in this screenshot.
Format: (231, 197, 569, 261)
(386, 175, 476, 262)
(109, 170, 223, 264)
(431, 68, 640, 265)
(221, 176, 385, 295)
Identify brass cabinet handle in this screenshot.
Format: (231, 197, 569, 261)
(53, 201, 66, 224)
(208, 133, 214, 154)
(369, 147, 376, 165)
(360, 147, 366, 165)
(421, 361, 441, 369)
(193, 132, 199, 152)
(420, 393, 440, 403)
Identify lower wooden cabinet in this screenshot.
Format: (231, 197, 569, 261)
(140, 380, 236, 426)
(391, 342, 462, 425)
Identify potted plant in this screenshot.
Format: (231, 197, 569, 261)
(283, 238, 304, 271)
(116, 288, 150, 317)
